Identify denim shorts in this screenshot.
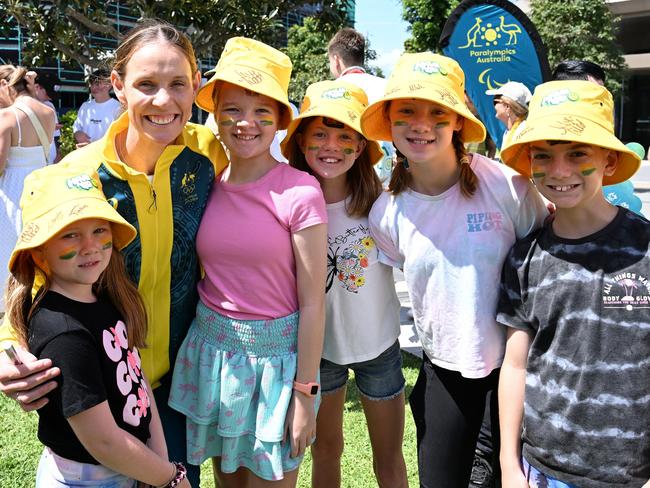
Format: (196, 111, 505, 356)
(320, 340, 405, 400)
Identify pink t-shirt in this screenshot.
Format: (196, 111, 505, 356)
(197, 163, 327, 320)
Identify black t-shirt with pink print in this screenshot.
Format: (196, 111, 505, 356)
(28, 291, 151, 464)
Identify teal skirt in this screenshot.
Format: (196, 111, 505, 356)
(169, 300, 313, 481)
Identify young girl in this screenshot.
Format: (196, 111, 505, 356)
(281, 79, 408, 488)
(361, 53, 548, 487)
(5, 164, 189, 487)
(169, 37, 327, 487)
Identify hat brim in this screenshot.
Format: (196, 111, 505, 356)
(360, 82, 486, 143)
(196, 73, 293, 130)
(8, 196, 136, 273)
(281, 110, 384, 167)
(501, 113, 641, 186)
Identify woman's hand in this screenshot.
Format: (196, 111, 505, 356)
(284, 392, 316, 458)
(501, 460, 529, 488)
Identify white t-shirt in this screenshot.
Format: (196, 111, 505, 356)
(368, 154, 547, 378)
(73, 98, 121, 142)
(323, 199, 401, 364)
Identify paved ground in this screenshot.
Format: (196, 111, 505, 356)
(396, 159, 650, 356)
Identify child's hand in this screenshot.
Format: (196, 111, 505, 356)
(284, 393, 316, 458)
(501, 463, 529, 488)
(0, 344, 60, 411)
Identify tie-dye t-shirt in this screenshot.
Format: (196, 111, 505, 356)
(497, 207, 650, 487)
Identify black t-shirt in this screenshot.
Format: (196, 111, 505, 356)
(28, 291, 151, 464)
(498, 208, 650, 487)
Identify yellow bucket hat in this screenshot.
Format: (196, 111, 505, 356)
(281, 80, 384, 165)
(195, 37, 293, 130)
(501, 80, 641, 186)
(8, 163, 136, 272)
(360, 52, 486, 143)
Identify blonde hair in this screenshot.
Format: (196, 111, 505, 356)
(5, 227, 148, 349)
(499, 95, 528, 120)
(289, 118, 382, 218)
(0, 65, 30, 95)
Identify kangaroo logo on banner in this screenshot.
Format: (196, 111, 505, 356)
(440, 0, 551, 150)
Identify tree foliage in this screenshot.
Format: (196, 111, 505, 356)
(402, 0, 461, 52)
(530, 0, 626, 94)
(0, 0, 350, 69)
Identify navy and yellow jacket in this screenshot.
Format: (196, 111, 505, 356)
(1, 113, 228, 387)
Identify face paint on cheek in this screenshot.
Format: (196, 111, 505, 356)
(435, 121, 451, 128)
(343, 147, 355, 155)
(580, 166, 596, 176)
(532, 172, 546, 179)
(218, 118, 235, 127)
(59, 248, 78, 260)
(101, 239, 113, 250)
(259, 119, 274, 126)
(393, 120, 408, 127)
(307, 145, 320, 151)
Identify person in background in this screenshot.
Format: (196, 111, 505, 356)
(328, 28, 393, 183)
(552, 59, 644, 216)
(34, 70, 62, 164)
(73, 68, 121, 148)
(486, 81, 532, 152)
(0, 64, 56, 314)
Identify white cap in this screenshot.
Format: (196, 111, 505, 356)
(486, 81, 532, 107)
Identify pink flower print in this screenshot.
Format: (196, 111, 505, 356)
(245, 375, 256, 386)
(109, 326, 125, 349)
(126, 350, 141, 377)
(187, 423, 197, 432)
(236, 417, 246, 426)
(178, 356, 193, 373)
(137, 386, 149, 417)
(187, 340, 197, 349)
(360, 257, 368, 268)
(225, 409, 234, 417)
(193, 447, 207, 460)
(225, 351, 235, 360)
(205, 400, 217, 411)
(217, 333, 227, 343)
(177, 383, 198, 401)
(281, 324, 294, 337)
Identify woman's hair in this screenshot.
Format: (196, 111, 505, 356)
(386, 101, 478, 198)
(289, 118, 382, 218)
(113, 20, 197, 78)
(5, 233, 148, 349)
(0, 65, 30, 95)
(498, 95, 528, 120)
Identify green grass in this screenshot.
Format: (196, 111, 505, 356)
(1, 352, 421, 487)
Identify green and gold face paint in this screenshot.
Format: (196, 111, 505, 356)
(393, 120, 408, 127)
(307, 145, 320, 152)
(218, 118, 235, 127)
(532, 171, 546, 179)
(580, 165, 596, 176)
(435, 121, 451, 128)
(343, 147, 355, 155)
(101, 239, 113, 250)
(259, 119, 274, 126)
(59, 247, 78, 260)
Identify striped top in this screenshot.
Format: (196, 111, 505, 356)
(498, 207, 650, 487)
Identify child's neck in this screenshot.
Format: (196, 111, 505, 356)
(319, 174, 349, 204)
(409, 150, 461, 196)
(552, 198, 619, 239)
(49, 281, 97, 304)
(224, 153, 278, 185)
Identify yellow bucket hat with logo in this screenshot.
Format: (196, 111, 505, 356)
(8, 163, 136, 272)
(196, 37, 293, 130)
(501, 80, 641, 186)
(361, 52, 486, 143)
(281, 79, 384, 165)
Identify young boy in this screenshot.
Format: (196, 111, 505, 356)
(497, 80, 649, 488)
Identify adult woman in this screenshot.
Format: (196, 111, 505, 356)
(0, 21, 228, 487)
(486, 81, 531, 150)
(0, 65, 56, 312)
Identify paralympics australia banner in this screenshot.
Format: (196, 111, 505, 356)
(440, 0, 551, 149)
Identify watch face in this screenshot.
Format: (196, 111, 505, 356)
(309, 384, 319, 395)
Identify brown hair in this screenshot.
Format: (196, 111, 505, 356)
(386, 101, 478, 198)
(327, 28, 365, 67)
(289, 118, 382, 218)
(5, 232, 148, 349)
(113, 20, 197, 79)
(0, 65, 30, 95)
(498, 96, 528, 120)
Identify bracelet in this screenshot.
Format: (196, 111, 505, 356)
(159, 461, 186, 488)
